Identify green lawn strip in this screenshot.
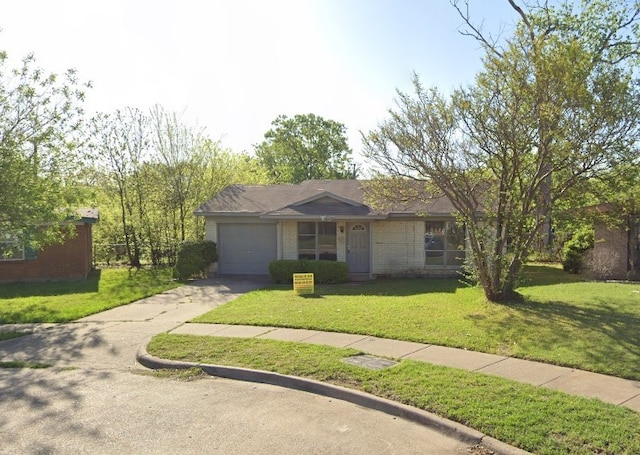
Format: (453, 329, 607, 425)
(0, 331, 27, 342)
(0, 360, 51, 369)
(147, 334, 640, 455)
(0, 268, 180, 323)
(191, 265, 640, 380)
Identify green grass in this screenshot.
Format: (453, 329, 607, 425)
(0, 331, 26, 342)
(0, 360, 51, 369)
(0, 268, 180, 323)
(192, 264, 640, 380)
(147, 334, 640, 455)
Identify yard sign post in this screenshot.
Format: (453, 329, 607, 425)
(293, 273, 314, 295)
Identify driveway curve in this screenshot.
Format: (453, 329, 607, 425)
(0, 278, 476, 455)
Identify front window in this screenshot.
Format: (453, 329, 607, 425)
(425, 221, 464, 267)
(298, 222, 337, 260)
(0, 234, 24, 261)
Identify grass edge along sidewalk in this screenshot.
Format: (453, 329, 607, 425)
(147, 334, 640, 455)
(192, 264, 640, 381)
(0, 268, 180, 323)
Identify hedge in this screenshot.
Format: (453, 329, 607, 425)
(268, 260, 348, 284)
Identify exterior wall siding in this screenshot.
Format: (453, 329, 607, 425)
(371, 220, 425, 275)
(281, 221, 298, 260)
(0, 224, 94, 283)
(592, 223, 630, 279)
(204, 216, 463, 278)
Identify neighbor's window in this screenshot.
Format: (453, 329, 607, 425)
(425, 221, 464, 267)
(0, 234, 24, 261)
(298, 222, 337, 261)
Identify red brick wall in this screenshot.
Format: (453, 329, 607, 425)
(0, 224, 94, 283)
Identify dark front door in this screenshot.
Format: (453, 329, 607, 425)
(346, 222, 370, 274)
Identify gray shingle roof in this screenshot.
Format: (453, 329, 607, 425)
(195, 180, 455, 219)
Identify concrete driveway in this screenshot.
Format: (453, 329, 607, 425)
(0, 278, 473, 454)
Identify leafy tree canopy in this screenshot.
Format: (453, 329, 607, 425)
(364, 0, 640, 301)
(0, 50, 90, 249)
(255, 113, 356, 183)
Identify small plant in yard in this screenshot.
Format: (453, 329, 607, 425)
(562, 227, 594, 274)
(173, 241, 217, 281)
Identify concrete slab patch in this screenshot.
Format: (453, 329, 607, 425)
(342, 354, 398, 370)
(204, 325, 276, 338)
(300, 332, 368, 348)
(169, 323, 234, 336)
(258, 328, 320, 342)
(477, 357, 571, 386)
(405, 345, 505, 371)
(348, 337, 427, 358)
(544, 370, 640, 405)
(621, 393, 640, 412)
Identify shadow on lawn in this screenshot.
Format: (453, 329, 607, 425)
(0, 270, 101, 299)
(519, 263, 585, 286)
(311, 277, 466, 297)
(479, 297, 640, 379)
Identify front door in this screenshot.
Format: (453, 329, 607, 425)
(346, 222, 370, 274)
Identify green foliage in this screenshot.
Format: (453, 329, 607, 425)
(268, 259, 348, 284)
(89, 105, 269, 266)
(0, 50, 90, 248)
(562, 227, 594, 273)
(255, 113, 356, 183)
(173, 241, 217, 281)
(364, 1, 640, 302)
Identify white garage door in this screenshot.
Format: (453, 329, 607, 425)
(218, 223, 277, 275)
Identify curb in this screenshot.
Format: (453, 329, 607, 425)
(136, 344, 532, 455)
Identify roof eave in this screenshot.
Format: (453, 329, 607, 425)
(259, 214, 387, 220)
(194, 211, 264, 217)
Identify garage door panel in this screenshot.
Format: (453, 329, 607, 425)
(218, 224, 276, 275)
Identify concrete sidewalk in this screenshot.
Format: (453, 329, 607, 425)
(169, 322, 640, 412)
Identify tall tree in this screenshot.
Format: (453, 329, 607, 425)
(90, 108, 151, 268)
(0, 51, 89, 249)
(255, 113, 356, 183)
(89, 105, 271, 266)
(364, 0, 639, 302)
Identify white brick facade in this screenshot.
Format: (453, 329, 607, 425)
(371, 220, 425, 275)
(281, 221, 298, 260)
(204, 216, 462, 277)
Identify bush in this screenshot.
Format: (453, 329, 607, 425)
(562, 227, 594, 274)
(268, 260, 348, 284)
(173, 241, 217, 281)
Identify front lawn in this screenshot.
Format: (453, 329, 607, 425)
(148, 334, 640, 455)
(192, 264, 640, 380)
(0, 268, 180, 323)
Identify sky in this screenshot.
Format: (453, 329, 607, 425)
(2, 0, 518, 167)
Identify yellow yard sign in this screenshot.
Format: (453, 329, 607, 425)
(293, 273, 315, 295)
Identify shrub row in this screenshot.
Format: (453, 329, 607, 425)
(268, 260, 348, 284)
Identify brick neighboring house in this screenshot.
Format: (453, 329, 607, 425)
(195, 180, 465, 278)
(0, 208, 99, 283)
(590, 203, 639, 280)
